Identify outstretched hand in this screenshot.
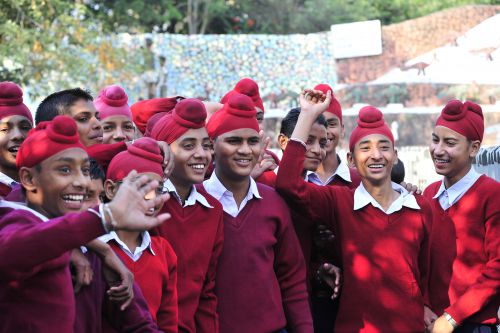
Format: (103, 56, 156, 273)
(108, 170, 171, 231)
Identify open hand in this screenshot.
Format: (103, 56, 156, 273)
(251, 133, 278, 179)
(299, 89, 331, 117)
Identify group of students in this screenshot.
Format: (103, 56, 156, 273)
(0, 78, 497, 333)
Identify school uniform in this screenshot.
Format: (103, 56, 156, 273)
(203, 173, 312, 333)
(154, 179, 224, 333)
(0, 172, 17, 197)
(100, 231, 178, 333)
(423, 169, 500, 329)
(276, 140, 433, 333)
(0, 200, 106, 333)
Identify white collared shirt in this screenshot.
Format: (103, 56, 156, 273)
(354, 182, 420, 215)
(0, 172, 17, 187)
(433, 168, 481, 210)
(0, 200, 47, 221)
(306, 155, 352, 186)
(203, 172, 262, 217)
(99, 231, 155, 262)
(163, 179, 213, 208)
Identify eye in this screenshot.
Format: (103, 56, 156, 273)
(102, 125, 112, 131)
(0, 127, 9, 133)
(183, 143, 194, 150)
(58, 166, 71, 174)
(248, 138, 260, 145)
(76, 117, 88, 123)
(124, 125, 134, 131)
(82, 166, 90, 176)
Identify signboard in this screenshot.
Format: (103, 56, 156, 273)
(330, 20, 383, 59)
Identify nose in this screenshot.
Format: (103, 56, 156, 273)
(113, 127, 126, 140)
(73, 169, 90, 190)
(11, 126, 25, 142)
(237, 141, 252, 155)
(371, 147, 383, 159)
(91, 117, 101, 130)
(309, 141, 321, 156)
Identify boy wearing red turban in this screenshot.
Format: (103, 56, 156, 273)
(150, 98, 224, 333)
(101, 137, 178, 333)
(423, 100, 499, 333)
(0, 116, 169, 332)
(0, 82, 33, 196)
(276, 90, 433, 333)
(95, 85, 136, 144)
(202, 93, 312, 333)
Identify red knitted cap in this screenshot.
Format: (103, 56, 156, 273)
(207, 93, 259, 139)
(150, 98, 207, 144)
(16, 116, 85, 168)
(94, 85, 132, 120)
(0, 82, 33, 123)
(221, 78, 264, 112)
(314, 83, 342, 124)
(436, 100, 484, 142)
(106, 137, 163, 181)
(131, 97, 180, 134)
(349, 106, 394, 152)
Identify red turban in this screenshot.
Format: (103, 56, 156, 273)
(207, 93, 259, 140)
(106, 137, 163, 181)
(16, 116, 85, 168)
(131, 97, 181, 134)
(436, 100, 484, 142)
(314, 83, 342, 124)
(221, 78, 264, 112)
(94, 85, 132, 120)
(144, 112, 168, 137)
(349, 106, 394, 152)
(0, 82, 33, 123)
(150, 98, 207, 144)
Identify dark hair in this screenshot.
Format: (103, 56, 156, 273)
(391, 158, 405, 184)
(89, 158, 105, 181)
(280, 107, 326, 138)
(35, 88, 93, 125)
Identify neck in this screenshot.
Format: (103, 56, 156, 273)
(361, 179, 399, 211)
(215, 169, 251, 208)
(116, 230, 142, 253)
(316, 150, 340, 181)
(26, 197, 55, 219)
(443, 165, 472, 189)
(0, 165, 19, 182)
(169, 176, 193, 203)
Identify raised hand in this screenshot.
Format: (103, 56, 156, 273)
(251, 132, 278, 179)
(299, 89, 332, 117)
(107, 170, 171, 231)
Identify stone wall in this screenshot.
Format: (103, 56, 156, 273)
(336, 5, 500, 84)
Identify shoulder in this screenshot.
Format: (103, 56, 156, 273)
(152, 236, 177, 263)
(423, 180, 441, 199)
(476, 174, 500, 192)
(195, 184, 224, 213)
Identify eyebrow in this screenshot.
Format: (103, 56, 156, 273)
(55, 157, 90, 163)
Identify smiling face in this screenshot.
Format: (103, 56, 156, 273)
(20, 148, 91, 218)
(68, 99, 103, 146)
(214, 128, 261, 182)
(170, 127, 212, 187)
(430, 125, 480, 187)
(304, 123, 327, 171)
(323, 113, 343, 154)
(101, 115, 135, 144)
(348, 134, 397, 186)
(0, 115, 32, 176)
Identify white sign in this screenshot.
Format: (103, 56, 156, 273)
(330, 20, 383, 59)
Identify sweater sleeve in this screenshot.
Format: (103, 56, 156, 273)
(0, 209, 105, 281)
(275, 140, 335, 225)
(157, 240, 179, 333)
(274, 197, 313, 333)
(195, 210, 224, 333)
(255, 170, 277, 188)
(445, 193, 500, 325)
(86, 142, 127, 168)
(106, 283, 163, 333)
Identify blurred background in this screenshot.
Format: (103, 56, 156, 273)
(1, 0, 499, 186)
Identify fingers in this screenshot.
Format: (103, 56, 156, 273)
(120, 296, 133, 311)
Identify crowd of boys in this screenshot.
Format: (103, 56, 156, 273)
(0, 79, 498, 333)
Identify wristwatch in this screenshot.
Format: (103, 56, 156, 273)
(443, 312, 458, 329)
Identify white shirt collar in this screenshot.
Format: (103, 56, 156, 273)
(0, 200, 48, 222)
(353, 182, 420, 215)
(99, 231, 155, 262)
(0, 172, 16, 186)
(203, 171, 261, 217)
(306, 156, 352, 186)
(163, 179, 213, 208)
(433, 168, 481, 210)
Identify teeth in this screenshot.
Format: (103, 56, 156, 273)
(435, 159, 450, 163)
(190, 164, 205, 169)
(62, 194, 84, 202)
(368, 164, 384, 168)
(8, 147, 19, 152)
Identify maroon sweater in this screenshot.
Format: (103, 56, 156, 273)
(276, 141, 433, 333)
(202, 183, 312, 333)
(154, 186, 224, 333)
(0, 202, 105, 333)
(423, 176, 500, 325)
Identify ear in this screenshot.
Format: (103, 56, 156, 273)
(340, 123, 346, 139)
(278, 134, 289, 152)
(393, 148, 399, 164)
(469, 140, 481, 159)
(19, 167, 38, 193)
(104, 179, 118, 200)
(346, 151, 356, 169)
